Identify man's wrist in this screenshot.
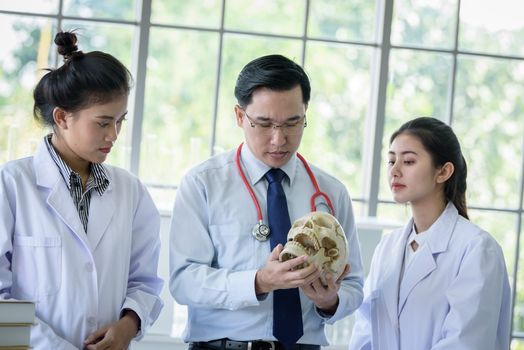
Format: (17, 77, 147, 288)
(317, 296, 339, 316)
(255, 269, 271, 294)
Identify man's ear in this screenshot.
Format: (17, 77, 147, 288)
(234, 105, 244, 128)
(436, 162, 454, 184)
(53, 107, 69, 130)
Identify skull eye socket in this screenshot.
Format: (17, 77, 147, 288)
(321, 237, 336, 250)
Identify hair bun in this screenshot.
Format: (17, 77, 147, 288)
(54, 31, 79, 60)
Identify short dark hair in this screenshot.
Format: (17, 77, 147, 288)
(390, 117, 469, 219)
(234, 54, 310, 108)
(33, 31, 132, 126)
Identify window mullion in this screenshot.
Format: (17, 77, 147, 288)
(362, 0, 394, 217)
(128, 0, 152, 174)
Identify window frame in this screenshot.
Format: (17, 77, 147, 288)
(1, 0, 523, 344)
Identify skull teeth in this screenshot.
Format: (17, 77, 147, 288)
(279, 241, 309, 265)
(293, 232, 320, 252)
(282, 211, 348, 279)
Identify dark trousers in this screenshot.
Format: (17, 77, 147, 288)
(189, 339, 321, 350)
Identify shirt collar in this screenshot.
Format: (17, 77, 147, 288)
(44, 134, 110, 195)
(239, 143, 298, 186)
(421, 202, 458, 254)
(89, 162, 110, 195)
(408, 221, 429, 249)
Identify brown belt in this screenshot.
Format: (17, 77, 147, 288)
(191, 339, 321, 350)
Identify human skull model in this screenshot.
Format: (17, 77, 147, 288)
(279, 211, 348, 285)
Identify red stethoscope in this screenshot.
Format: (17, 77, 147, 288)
(235, 142, 335, 241)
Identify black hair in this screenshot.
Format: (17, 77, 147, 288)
(234, 54, 311, 108)
(390, 117, 469, 219)
(33, 31, 132, 127)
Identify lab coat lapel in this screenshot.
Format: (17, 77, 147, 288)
(397, 245, 436, 314)
(397, 203, 459, 315)
(381, 220, 412, 327)
(34, 142, 90, 248)
(86, 181, 115, 250)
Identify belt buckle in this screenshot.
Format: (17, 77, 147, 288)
(255, 340, 275, 350)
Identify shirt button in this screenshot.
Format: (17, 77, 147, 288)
(85, 263, 93, 272)
(87, 317, 96, 326)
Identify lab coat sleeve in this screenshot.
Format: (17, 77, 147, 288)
(347, 239, 383, 350)
(120, 182, 164, 340)
(0, 168, 15, 298)
(432, 233, 510, 350)
(317, 188, 364, 324)
(0, 169, 77, 349)
(169, 172, 259, 310)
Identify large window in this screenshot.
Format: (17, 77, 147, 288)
(2, 0, 524, 347)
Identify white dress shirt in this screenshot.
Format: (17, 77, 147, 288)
(169, 144, 364, 345)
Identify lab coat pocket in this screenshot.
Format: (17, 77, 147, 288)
(369, 289, 399, 350)
(369, 290, 380, 344)
(369, 290, 388, 349)
(12, 235, 62, 301)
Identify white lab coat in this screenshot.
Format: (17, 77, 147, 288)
(0, 141, 164, 349)
(348, 203, 511, 350)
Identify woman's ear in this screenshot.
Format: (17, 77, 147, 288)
(436, 162, 454, 184)
(53, 107, 69, 130)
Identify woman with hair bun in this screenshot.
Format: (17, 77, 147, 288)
(348, 117, 511, 349)
(0, 31, 163, 349)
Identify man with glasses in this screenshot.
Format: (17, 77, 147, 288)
(169, 54, 364, 350)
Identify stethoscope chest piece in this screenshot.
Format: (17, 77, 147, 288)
(252, 221, 270, 242)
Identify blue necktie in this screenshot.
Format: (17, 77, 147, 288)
(265, 168, 303, 348)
